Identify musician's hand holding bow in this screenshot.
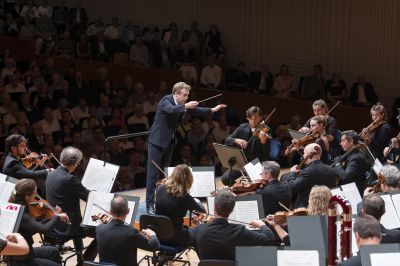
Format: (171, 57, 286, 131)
(235, 138, 248, 149)
(211, 104, 227, 113)
(249, 219, 266, 229)
(57, 213, 70, 223)
(290, 165, 300, 175)
(258, 130, 267, 144)
(141, 229, 156, 240)
(55, 206, 62, 213)
(363, 187, 374, 197)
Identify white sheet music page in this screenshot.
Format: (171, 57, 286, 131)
(391, 193, 400, 218)
(244, 159, 262, 181)
(0, 173, 6, 182)
(372, 158, 383, 175)
(370, 252, 400, 266)
(0, 202, 21, 236)
(82, 191, 114, 227)
(277, 250, 319, 266)
(207, 197, 215, 215)
(125, 200, 136, 225)
(82, 158, 119, 192)
(380, 194, 400, 229)
(0, 181, 16, 203)
(190, 170, 215, 198)
(341, 183, 362, 215)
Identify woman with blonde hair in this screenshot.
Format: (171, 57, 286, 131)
(155, 164, 206, 246)
(308, 185, 332, 215)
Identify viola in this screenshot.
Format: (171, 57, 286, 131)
(29, 194, 59, 220)
(191, 212, 214, 226)
(268, 207, 308, 225)
(285, 132, 320, 156)
(384, 132, 400, 160)
(21, 150, 51, 169)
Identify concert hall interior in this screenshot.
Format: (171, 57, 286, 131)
(0, 0, 400, 266)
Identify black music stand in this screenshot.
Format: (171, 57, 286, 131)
(213, 143, 248, 186)
(360, 244, 400, 266)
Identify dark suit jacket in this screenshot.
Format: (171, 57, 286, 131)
(224, 123, 271, 162)
(3, 154, 48, 180)
(189, 218, 276, 261)
(148, 94, 211, 149)
(256, 179, 292, 216)
(381, 225, 400, 244)
(96, 219, 159, 266)
(334, 149, 371, 195)
(339, 253, 361, 266)
(46, 166, 90, 237)
(68, 7, 88, 25)
(348, 83, 379, 106)
(282, 160, 337, 208)
(369, 122, 391, 161)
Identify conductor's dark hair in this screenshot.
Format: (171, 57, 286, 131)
(110, 195, 129, 217)
(5, 134, 26, 153)
(214, 190, 236, 218)
(246, 106, 262, 118)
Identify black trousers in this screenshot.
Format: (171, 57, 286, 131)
(146, 142, 174, 206)
(10, 246, 61, 266)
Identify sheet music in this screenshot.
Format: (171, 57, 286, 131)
(380, 194, 400, 229)
(370, 252, 400, 266)
(0, 202, 21, 235)
(244, 159, 262, 181)
(391, 193, 400, 218)
(82, 158, 119, 192)
(0, 181, 16, 203)
(207, 197, 259, 229)
(341, 183, 362, 215)
(82, 192, 114, 227)
(190, 170, 215, 198)
(372, 158, 383, 175)
(277, 250, 319, 266)
(0, 173, 6, 181)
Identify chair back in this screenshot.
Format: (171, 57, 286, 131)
(113, 52, 129, 65)
(199, 260, 235, 266)
(140, 214, 175, 240)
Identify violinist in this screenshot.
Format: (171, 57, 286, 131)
(8, 178, 69, 266)
(281, 143, 337, 208)
(96, 195, 160, 266)
(45, 146, 97, 265)
(383, 130, 400, 166)
(255, 161, 292, 216)
(3, 134, 53, 180)
(155, 164, 206, 247)
(222, 106, 271, 185)
(189, 190, 277, 261)
(362, 103, 391, 161)
(332, 130, 372, 195)
(285, 115, 330, 163)
(363, 165, 400, 196)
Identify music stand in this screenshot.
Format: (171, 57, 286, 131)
(213, 143, 248, 171)
(360, 244, 400, 266)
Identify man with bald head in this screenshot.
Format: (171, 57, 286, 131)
(281, 143, 337, 208)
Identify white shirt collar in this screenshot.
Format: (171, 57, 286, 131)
(172, 94, 178, 105)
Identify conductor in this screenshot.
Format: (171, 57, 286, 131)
(146, 81, 226, 214)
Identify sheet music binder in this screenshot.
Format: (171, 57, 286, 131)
(0, 202, 25, 235)
(0, 176, 18, 203)
(81, 191, 140, 227)
(287, 215, 328, 263)
(360, 244, 400, 266)
(165, 166, 216, 198)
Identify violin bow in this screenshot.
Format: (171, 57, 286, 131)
(326, 101, 341, 116)
(279, 202, 291, 212)
(248, 107, 277, 143)
(198, 94, 222, 104)
(151, 160, 168, 178)
(50, 153, 62, 166)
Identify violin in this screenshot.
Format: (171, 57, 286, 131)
(230, 177, 268, 195)
(268, 207, 309, 225)
(359, 117, 385, 144)
(21, 149, 51, 169)
(29, 194, 60, 220)
(296, 146, 320, 170)
(372, 173, 385, 193)
(384, 132, 400, 160)
(249, 108, 276, 142)
(330, 143, 365, 168)
(285, 132, 320, 156)
(91, 212, 113, 224)
(191, 211, 214, 226)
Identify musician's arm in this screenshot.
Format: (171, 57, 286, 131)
(224, 125, 244, 146)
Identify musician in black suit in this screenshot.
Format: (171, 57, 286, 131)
(96, 195, 159, 266)
(222, 106, 271, 185)
(45, 146, 97, 265)
(362, 103, 392, 162)
(3, 134, 51, 180)
(155, 164, 206, 246)
(333, 130, 372, 195)
(146, 81, 226, 214)
(189, 189, 277, 261)
(281, 143, 337, 208)
(360, 194, 400, 244)
(255, 161, 292, 216)
(340, 215, 382, 266)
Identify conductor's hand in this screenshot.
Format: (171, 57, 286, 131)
(235, 139, 248, 149)
(185, 101, 199, 109)
(249, 219, 265, 229)
(211, 104, 227, 113)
